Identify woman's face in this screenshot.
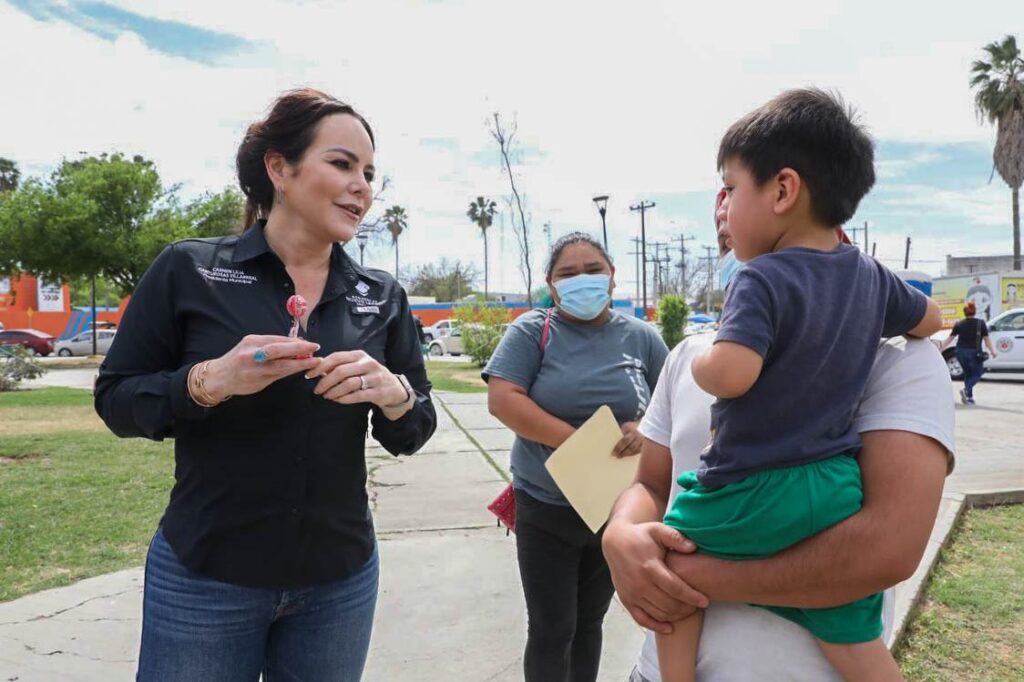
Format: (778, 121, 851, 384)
(547, 242, 614, 298)
(716, 208, 731, 257)
(275, 113, 375, 243)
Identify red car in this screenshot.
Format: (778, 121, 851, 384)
(0, 329, 56, 356)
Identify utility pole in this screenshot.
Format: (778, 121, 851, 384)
(847, 224, 864, 250)
(672, 233, 695, 298)
(650, 242, 668, 299)
(629, 237, 642, 305)
(702, 245, 716, 313)
(904, 236, 911, 269)
(863, 221, 869, 252)
(630, 201, 655, 315)
(871, 241, 877, 258)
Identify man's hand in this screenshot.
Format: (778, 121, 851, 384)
(602, 520, 707, 633)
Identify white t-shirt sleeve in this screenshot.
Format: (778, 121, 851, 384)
(852, 337, 956, 471)
(637, 345, 678, 448)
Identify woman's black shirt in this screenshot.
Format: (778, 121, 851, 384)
(94, 223, 436, 588)
(950, 317, 989, 351)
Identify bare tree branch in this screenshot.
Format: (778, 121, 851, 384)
(490, 113, 534, 307)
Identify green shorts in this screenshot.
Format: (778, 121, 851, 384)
(663, 453, 882, 644)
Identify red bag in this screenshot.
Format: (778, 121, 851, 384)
(487, 483, 517, 534)
(486, 309, 555, 536)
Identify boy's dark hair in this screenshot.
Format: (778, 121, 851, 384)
(717, 88, 875, 227)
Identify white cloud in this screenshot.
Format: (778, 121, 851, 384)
(1, 0, 1018, 293)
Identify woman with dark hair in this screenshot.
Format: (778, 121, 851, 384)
(483, 231, 669, 682)
(940, 301, 997, 404)
(95, 88, 436, 681)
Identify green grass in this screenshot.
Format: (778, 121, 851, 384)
(425, 360, 486, 393)
(0, 386, 94, 408)
(896, 504, 1024, 681)
(0, 371, 481, 604)
(0, 398, 174, 601)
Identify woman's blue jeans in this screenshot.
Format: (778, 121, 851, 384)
(956, 348, 985, 398)
(136, 527, 379, 682)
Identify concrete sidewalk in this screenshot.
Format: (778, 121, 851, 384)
(1, 380, 1023, 680)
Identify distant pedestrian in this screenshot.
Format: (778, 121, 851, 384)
(941, 301, 997, 404)
(413, 315, 429, 358)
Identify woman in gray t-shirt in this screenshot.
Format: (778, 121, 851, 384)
(484, 232, 668, 682)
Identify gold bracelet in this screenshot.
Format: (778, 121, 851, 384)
(188, 361, 230, 407)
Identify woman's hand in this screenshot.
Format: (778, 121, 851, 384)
(203, 335, 321, 402)
(306, 350, 408, 409)
(602, 520, 707, 633)
(613, 421, 644, 458)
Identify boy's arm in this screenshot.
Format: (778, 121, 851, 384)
(664, 429, 947, 607)
(691, 342, 764, 399)
(702, 268, 774, 399)
(907, 297, 942, 338)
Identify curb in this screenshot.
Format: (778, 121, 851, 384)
(888, 489, 1024, 650)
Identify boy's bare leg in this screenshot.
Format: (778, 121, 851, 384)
(817, 638, 903, 682)
(655, 610, 702, 682)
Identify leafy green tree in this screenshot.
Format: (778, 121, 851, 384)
(467, 196, 497, 300)
(0, 158, 20, 194)
(383, 205, 408, 279)
(0, 154, 240, 296)
(971, 34, 1024, 270)
(453, 303, 511, 367)
(657, 294, 689, 349)
(407, 259, 478, 302)
(187, 188, 245, 237)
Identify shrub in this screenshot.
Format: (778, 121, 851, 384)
(0, 345, 46, 391)
(657, 294, 689, 350)
(453, 304, 512, 367)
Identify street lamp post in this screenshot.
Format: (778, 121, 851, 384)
(592, 195, 609, 251)
(356, 230, 369, 266)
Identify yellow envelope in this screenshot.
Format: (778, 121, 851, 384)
(544, 405, 639, 533)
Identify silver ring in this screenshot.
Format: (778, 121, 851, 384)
(359, 375, 369, 391)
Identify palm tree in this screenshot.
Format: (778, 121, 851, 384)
(467, 196, 497, 299)
(971, 34, 1024, 270)
(383, 205, 408, 279)
(0, 158, 20, 193)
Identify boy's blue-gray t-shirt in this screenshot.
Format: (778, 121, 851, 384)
(704, 244, 927, 487)
(483, 309, 668, 506)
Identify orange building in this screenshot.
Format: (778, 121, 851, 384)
(0, 273, 124, 338)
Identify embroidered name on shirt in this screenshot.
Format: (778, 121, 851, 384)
(346, 294, 386, 307)
(196, 266, 258, 285)
(355, 306, 380, 314)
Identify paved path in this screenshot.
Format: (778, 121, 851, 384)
(1, 376, 1022, 680)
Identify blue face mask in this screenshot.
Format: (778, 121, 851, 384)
(553, 273, 611, 320)
(718, 251, 745, 289)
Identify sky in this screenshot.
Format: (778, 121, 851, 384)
(1, 0, 1020, 298)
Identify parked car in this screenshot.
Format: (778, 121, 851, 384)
(0, 329, 56, 356)
(54, 329, 117, 357)
(935, 307, 1024, 380)
(422, 318, 456, 342)
(427, 328, 463, 356)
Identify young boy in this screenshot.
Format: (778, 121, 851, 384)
(656, 89, 942, 682)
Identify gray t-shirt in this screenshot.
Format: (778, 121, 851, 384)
(705, 244, 927, 487)
(483, 309, 669, 505)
